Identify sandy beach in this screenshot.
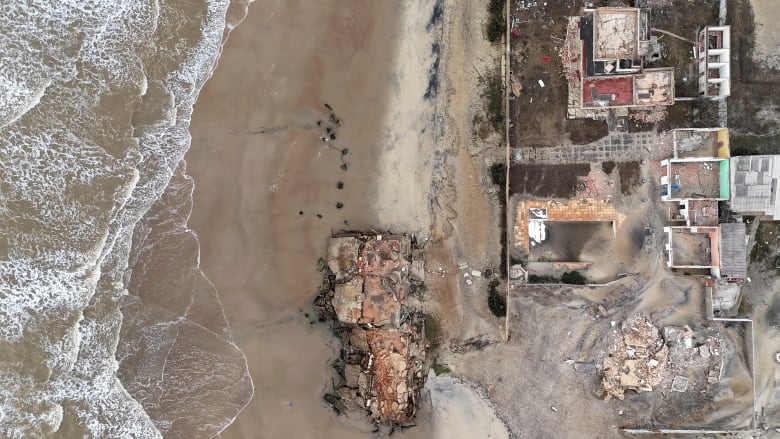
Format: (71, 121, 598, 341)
(187, 1, 405, 436)
(185, 0, 512, 437)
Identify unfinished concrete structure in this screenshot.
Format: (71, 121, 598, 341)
(662, 129, 730, 226)
(563, 7, 674, 118)
(697, 26, 731, 99)
(513, 199, 627, 283)
(671, 128, 730, 159)
(704, 277, 742, 316)
(660, 157, 730, 202)
(662, 223, 746, 279)
(729, 155, 780, 220)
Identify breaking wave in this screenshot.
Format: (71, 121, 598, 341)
(0, 0, 253, 437)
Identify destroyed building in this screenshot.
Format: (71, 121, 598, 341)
(317, 233, 426, 426)
(599, 315, 725, 403)
(599, 315, 668, 402)
(512, 198, 626, 282)
(564, 7, 674, 119)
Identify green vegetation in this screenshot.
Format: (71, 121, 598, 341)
(489, 162, 506, 190)
(424, 314, 442, 350)
(485, 0, 505, 43)
(478, 66, 505, 133)
(489, 162, 509, 280)
(431, 358, 452, 375)
(601, 160, 616, 175)
(561, 270, 587, 285)
(487, 279, 506, 317)
(527, 274, 559, 284)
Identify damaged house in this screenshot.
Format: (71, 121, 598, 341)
(318, 234, 426, 426)
(564, 7, 674, 119)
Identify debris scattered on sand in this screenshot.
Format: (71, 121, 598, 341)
(598, 315, 725, 402)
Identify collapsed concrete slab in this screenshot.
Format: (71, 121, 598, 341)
(598, 315, 725, 403)
(599, 315, 668, 401)
(316, 233, 426, 426)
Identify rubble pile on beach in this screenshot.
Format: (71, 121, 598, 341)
(316, 233, 427, 426)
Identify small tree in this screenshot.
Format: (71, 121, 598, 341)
(561, 271, 587, 285)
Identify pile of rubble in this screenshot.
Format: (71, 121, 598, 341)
(337, 327, 426, 423)
(598, 315, 726, 402)
(662, 325, 723, 390)
(598, 314, 668, 402)
(316, 233, 426, 426)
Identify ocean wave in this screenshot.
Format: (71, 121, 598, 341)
(0, 0, 252, 437)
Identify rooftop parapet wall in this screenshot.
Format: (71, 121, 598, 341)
(514, 199, 625, 255)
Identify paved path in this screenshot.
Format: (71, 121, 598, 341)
(512, 131, 661, 164)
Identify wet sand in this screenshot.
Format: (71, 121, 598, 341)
(186, 1, 435, 437)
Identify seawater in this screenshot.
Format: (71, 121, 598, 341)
(0, 1, 253, 437)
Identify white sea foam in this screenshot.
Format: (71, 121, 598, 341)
(0, 0, 249, 437)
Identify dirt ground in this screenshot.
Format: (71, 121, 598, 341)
(508, 0, 609, 148)
(509, 163, 590, 197)
(728, 0, 780, 155)
(647, 0, 720, 97)
(448, 274, 754, 437)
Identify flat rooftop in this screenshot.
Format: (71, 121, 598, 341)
(582, 69, 674, 109)
(593, 8, 639, 60)
(583, 76, 634, 107)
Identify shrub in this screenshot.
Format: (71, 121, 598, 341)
(485, 0, 505, 43)
(479, 68, 505, 132)
(487, 279, 506, 317)
(561, 270, 587, 285)
(425, 314, 442, 349)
